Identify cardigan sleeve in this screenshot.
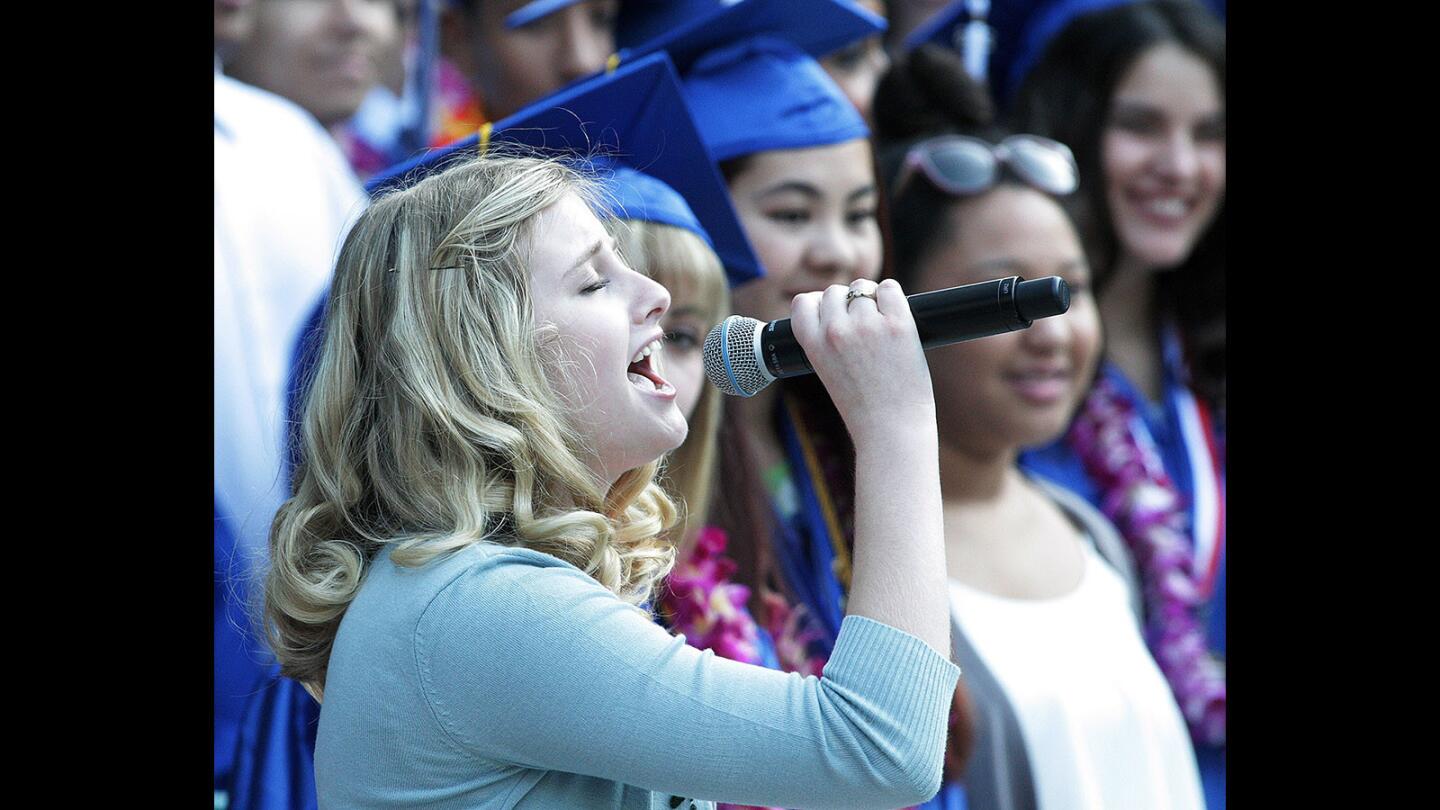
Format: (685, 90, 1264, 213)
(414, 546, 958, 810)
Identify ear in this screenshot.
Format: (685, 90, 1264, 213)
(438, 5, 477, 81)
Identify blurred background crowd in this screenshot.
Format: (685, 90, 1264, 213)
(215, 1, 1225, 808)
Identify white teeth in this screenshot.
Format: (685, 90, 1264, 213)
(630, 338, 663, 365)
(1145, 198, 1188, 217)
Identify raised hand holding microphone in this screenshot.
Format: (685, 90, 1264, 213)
(705, 275, 1072, 397)
(789, 277, 948, 658)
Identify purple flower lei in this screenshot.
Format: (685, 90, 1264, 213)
(658, 527, 829, 676)
(1068, 376, 1226, 745)
(660, 527, 766, 665)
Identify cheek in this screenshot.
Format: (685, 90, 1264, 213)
(857, 227, 883, 280)
(1200, 145, 1227, 194)
(733, 223, 805, 320)
(740, 218, 800, 288)
(1069, 304, 1104, 380)
(357, 6, 399, 44)
(670, 352, 705, 420)
(1102, 132, 1148, 191)
(928, 344, 992, 407)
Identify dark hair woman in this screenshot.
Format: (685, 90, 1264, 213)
(874, 42, 1208, 810)
(1009, 2, 1227, 807)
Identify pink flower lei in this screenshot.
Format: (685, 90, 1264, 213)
(659, 526, 766, 665)
(1068, 376, 1226, 745)
(659, 526, 828, 675)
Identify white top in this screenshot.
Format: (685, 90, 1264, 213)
(949, 543, 1205, 810)
(214, 70, 366, 561)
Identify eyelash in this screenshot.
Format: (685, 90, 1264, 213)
(1113, 118, 1225, 142)
(582, 277, 610, 294)
(767, 209, 877, 227)
(767, 209, 809, 226)
(665, 329, 701, 350)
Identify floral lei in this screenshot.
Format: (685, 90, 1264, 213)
(1067, 375, 1226, 745)
(659, 526, 828, 675)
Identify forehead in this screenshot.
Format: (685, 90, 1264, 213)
(527, 192, 607, 281)
(1112, 44, 1223, 116)
(737, 139, 876, 195)
(940, 187, 1082, 265)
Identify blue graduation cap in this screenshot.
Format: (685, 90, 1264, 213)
(619, 0, 885, 73)
(680, 37, 869, 162)
(903, 0, 1002, 82)
(613, 0, 882, 163)
(907, 0, 1138, 111)
(600, 161, 710, 244)
(614, 0, 727, 52)
(367, 51, 762, 285)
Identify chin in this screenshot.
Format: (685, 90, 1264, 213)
(1011, 411, 1076, 449)
(1123, 233, 1198, 270)
(617, 416, 690, 473)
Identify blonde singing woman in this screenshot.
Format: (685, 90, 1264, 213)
(263, 152, 957, 809)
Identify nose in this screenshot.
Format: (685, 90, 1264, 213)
(1019, 306, 1069, 354)
(556, 8, 613, 83)
(633, 271, 670, 326)
(327, 0, 367, 36)
(802, 217, 865, 285)
(1155, 129, 1201, 182)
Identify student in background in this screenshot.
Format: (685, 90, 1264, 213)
(876, 42, 1206, 810)
(214, 1, 368, 801)
(436, 0, 617, 138)
(1008, 1, 1227, 806)
(225, 0, 404, 136)
(821, 0, 892, 127)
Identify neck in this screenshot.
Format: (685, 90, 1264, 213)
(1100, 253, 1165, 401)
(1100, 252, 1157, 343)
(937, 435, 1016, 504)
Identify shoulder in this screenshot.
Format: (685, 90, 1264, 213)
(215, 73, 325, 143)
(1029, 478, 1144, 620)
(368, 540, 604, 613)
(407, 541, 638, 651)
(214, 73, 363, 194)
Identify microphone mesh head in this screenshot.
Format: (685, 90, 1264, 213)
(703, 315, 768, 397)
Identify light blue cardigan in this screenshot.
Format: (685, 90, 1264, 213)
(316, 542, 960, 809)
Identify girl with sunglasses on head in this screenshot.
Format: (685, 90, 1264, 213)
(872, 44, 1206, 810)
(264, 151, 959, 809)
(1008, 2, 1226, 805)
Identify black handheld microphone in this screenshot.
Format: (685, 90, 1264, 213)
(702, 276, 1070, 397)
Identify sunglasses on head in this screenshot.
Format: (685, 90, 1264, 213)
(895, 134, 1079, 198)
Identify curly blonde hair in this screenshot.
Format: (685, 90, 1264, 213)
(264, 152, 678, 696)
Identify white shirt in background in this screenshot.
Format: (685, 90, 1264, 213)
(949, 542, 1206, 810)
